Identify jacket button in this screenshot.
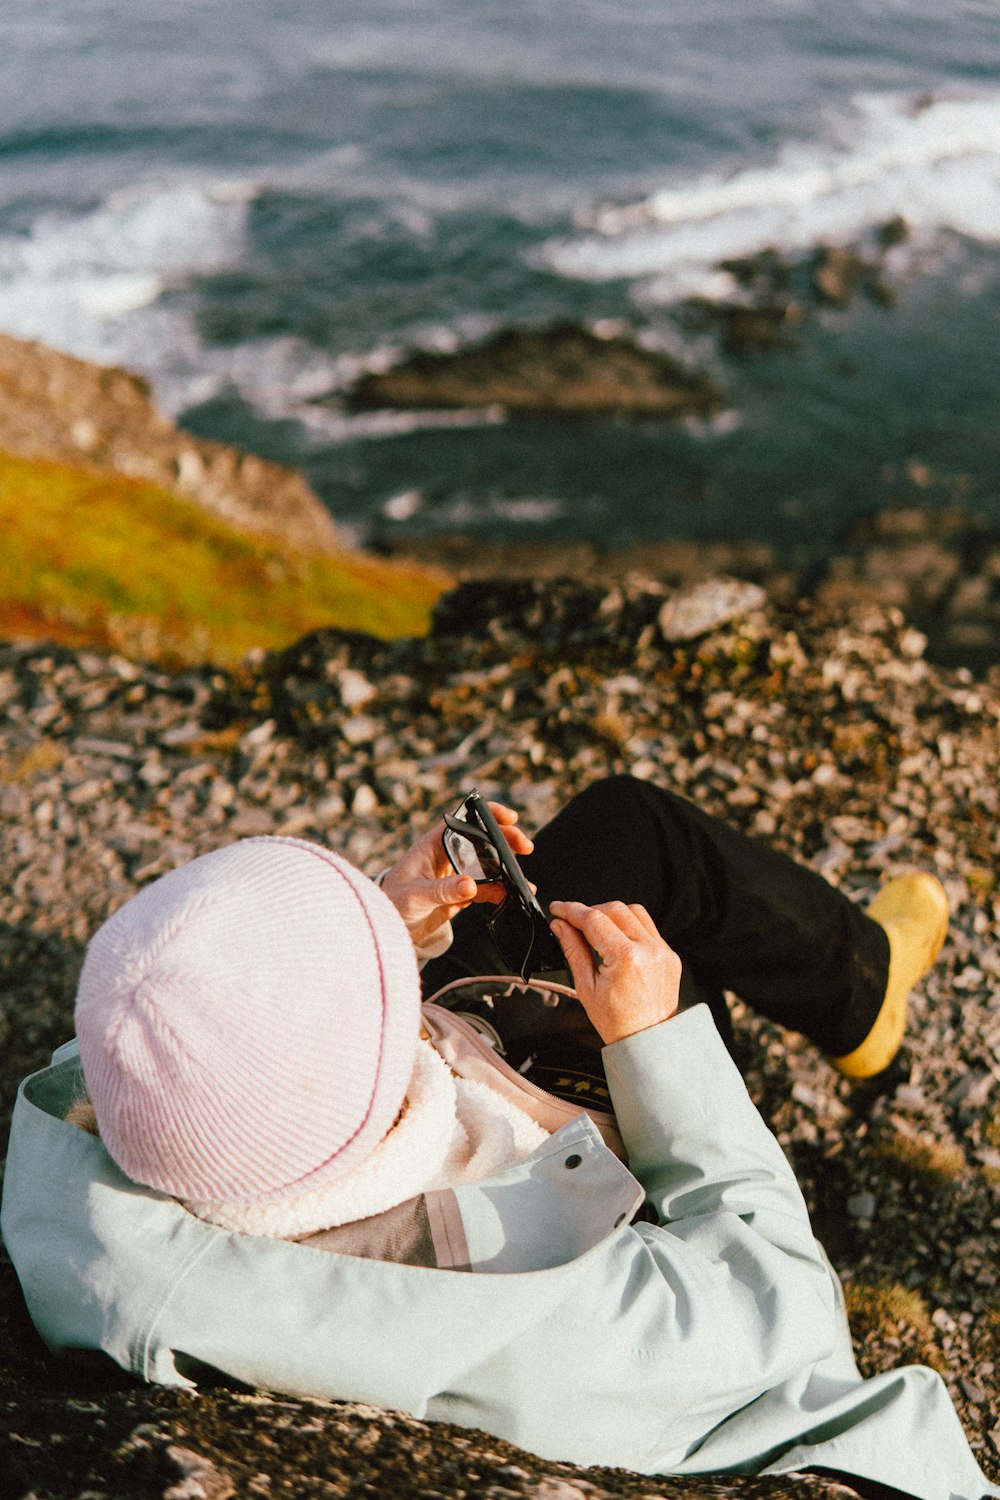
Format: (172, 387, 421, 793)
(564, 1154, 582, 1169)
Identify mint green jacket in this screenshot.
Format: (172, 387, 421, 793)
(1, 1007, 994, 1500)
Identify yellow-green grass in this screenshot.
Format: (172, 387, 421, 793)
(843, 1282, 945, 1375)
(874, 1132, 967, 1184)
(0, 450, 448, 665)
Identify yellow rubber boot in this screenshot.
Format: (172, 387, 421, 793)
(830, 872, 949, 1079)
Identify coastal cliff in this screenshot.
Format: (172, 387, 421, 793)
(0, 332, 339, 554)
(0, 336, 447, 660)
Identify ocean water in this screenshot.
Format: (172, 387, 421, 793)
(2, 0, 1000, 555)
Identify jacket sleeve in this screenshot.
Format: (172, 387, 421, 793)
(603, 1004, 835, 1277)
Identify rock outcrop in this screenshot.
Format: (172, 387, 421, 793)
(682, 224, 906, 355)
(0, 333, 340, 554)
(348, 322, 721, 418)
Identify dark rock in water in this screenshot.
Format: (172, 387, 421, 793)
(811, 246, 895, 310)
(688, 250, 805, 353)
(811, 246, 866, 307)
(686, 297, 804, 354)
(719, 249, 795, 297)
(876, 215, 909, 250)
(691, 229, 903, 359)
(347, 322, 721, 419)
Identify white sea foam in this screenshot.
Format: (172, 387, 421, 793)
(0, 177, 377, 429)
(380, 488, 568, 532)
(0, 179, 256, 384)
(0, 175, 513, 436)
(425, 494, 568, 529)
(292, 401, 508, 444)
(537, 91, 1000, 300)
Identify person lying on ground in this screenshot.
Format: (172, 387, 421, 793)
(2, 776, 994, 1500)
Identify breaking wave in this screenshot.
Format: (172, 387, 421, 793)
(537, 91, 1000, 302)
(0, 175, 505, 436)
(0, 179, 256, 400)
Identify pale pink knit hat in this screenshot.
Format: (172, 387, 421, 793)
(75, 838, 421, 1204)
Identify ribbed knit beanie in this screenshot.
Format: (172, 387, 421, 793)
(75, 837, 421, 1204)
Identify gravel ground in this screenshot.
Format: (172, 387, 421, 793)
(1, 575, 997, 1498)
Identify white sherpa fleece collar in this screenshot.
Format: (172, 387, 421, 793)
(183, 1037, 548, 1240)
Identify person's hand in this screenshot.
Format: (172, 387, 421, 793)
(549, 899, 681, 1045)
(380, 803, 533, 951)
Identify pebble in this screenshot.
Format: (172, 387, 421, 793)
(338, 669, 377, 709)
(658, 578, 766, 642)
(163, 1445, 236, 1500)
(351, 784, 379, 817)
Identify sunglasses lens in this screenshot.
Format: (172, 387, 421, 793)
(487, 896, 536, 978)
(443, 826, 503, 883)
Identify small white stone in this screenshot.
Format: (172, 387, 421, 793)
(241, 719, 275, 749)
(352, 784, 379, 817)
(341, 715, 378, 745)
(658, 577, 766, 643)
(228, 808, 274, 836)
(338, 669, 377, 710)
(70, 417, 100, 451)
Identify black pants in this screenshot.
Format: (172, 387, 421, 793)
(422, 776, 889, 1063)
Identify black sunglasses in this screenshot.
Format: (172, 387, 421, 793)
(442, 790, 566, 982)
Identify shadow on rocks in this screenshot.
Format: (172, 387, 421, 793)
(0, 921, 84, 1141)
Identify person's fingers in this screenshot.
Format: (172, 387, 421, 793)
(470, 880, 507, 906)
(550, 901, 631, 965)
(486, 802, 518, 825)
(422, 818, 454, 877)
(627, 903, 661, 939)
(576, 906, 635, 960)
(549, 898, 588, 928)
(420, 818, 447, 854)
(486, 801, 534, 855)
(591, 900, 650, 940)
(550, 918, 596, 996)
(505, 828, 534, 855)
(414, 875, 476, 912)
(551, 899, 642, 947)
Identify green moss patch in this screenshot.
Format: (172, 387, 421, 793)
(874, 1131, 967, 1185)
(844, 1281, 945, 1376)
(0, 450, 447, 665)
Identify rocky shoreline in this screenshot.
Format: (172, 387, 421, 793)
(3, 326, 997, 681)
(344, 225, 911, 409)
(1, 574, 997, 1497)
(378, 499, 1000, 683)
